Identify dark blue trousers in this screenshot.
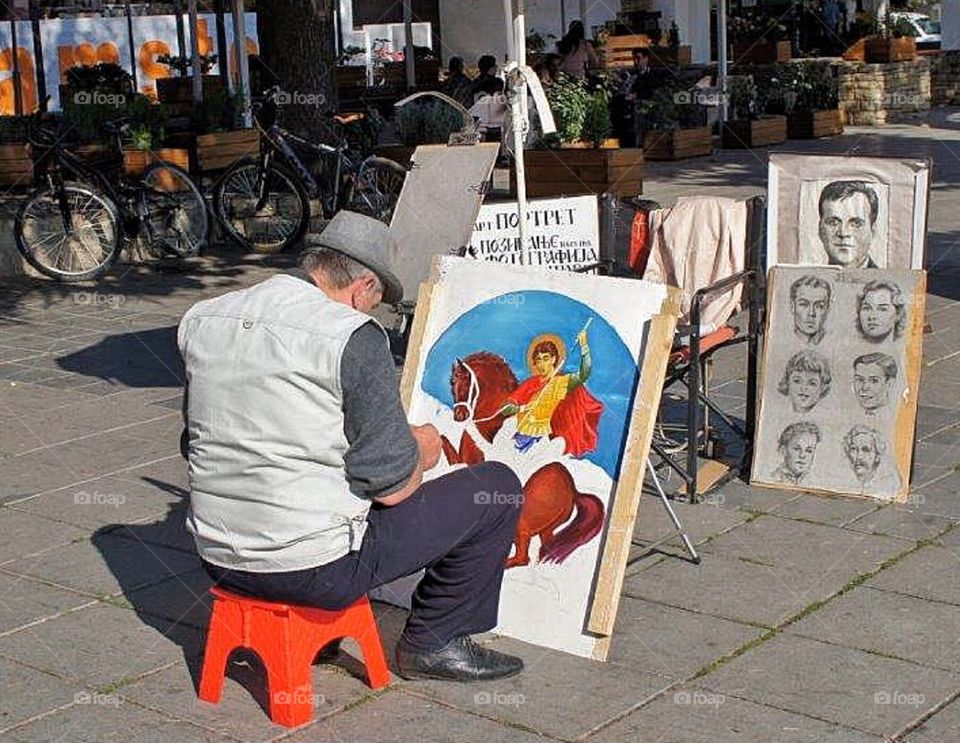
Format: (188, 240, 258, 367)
(202, 461, 523, 651)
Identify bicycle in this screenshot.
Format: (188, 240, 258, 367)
(15, 117, 209, 281)
(212, 86, 407, 254)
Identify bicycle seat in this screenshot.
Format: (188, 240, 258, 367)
(333, 112, 364, 125)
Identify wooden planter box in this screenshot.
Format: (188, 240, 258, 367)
(602, 34, 692, 68)
(194, 129, 259, 173)
(642, 126, 712, 160)
(843, 38, 867, 62)
(0, 143, 33, 188)
(122, 147, 190, 177)
(731, 40, 791, 65)
(864, 37, 917, 63)
(156, 75, 226, 104)
(787, 109, 844, 139)
(512, 147, 644, 197)
(721, 115, 787, 148)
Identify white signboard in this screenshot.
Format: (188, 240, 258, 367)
(469, 195, 600, 271)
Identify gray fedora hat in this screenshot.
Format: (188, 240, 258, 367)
(304, 211, 404, 305)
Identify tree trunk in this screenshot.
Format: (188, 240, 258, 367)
(257, 0, 335, 140)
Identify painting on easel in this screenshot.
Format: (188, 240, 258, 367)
(400, 256, 677, 659)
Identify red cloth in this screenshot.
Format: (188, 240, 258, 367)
(507, 376, 604, 457)
(628, 209, 651, 277)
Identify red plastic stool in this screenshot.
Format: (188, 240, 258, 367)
(198, 586, 391, 728)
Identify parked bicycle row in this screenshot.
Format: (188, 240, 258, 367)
(12, 85, 408, 282)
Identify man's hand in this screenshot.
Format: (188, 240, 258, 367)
(411, 423, 442, 471)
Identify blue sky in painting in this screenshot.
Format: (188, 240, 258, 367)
(421, 290, 640, 478)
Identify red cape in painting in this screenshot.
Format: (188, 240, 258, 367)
(506, 375, 604, 457)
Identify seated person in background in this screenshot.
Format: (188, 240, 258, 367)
(442, 56, 474, 110)
(557, 20, 598, 79)
(612, 47, 661, 147)
(471, 54, 505, 103)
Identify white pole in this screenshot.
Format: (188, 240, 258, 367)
(512, 1, 530, 267)
(503, 0, 516, 62)
(718, 0, 728, 123)
(403, 0, 415, 89)
(232, 0, 251, 127)
(188, 0, 203, 104)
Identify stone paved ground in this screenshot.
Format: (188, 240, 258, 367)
(0, 117, 959, 742)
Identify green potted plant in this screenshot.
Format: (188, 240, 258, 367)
(155, 53, 225, 106)
(520, 74, 643, 197)
(721, 74, 787, 149)
(729, 11, 792, 65)
(639, 78, 712, 160)
(770, 62, 844, 139)
(864, 11, 917, 63)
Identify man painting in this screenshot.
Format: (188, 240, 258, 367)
(817, 180, 881, 268)
(790, 275, 832, 345)
(179, 212, 526, 682)
(497, 328, 603, 457)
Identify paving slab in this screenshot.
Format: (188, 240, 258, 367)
(911, 473, 960, 519)
(6, 699, 224, 742)
(121, 569, 213, 630)
(868, 545, 960, 607)
(845, 506, 956, 541)
(0, 602, 201, 688)
(906, 697, 960, 741)
(0, 572, 94, 635)
(632, 491, 750, 549)
(607, 596, 764, 680)
(0, 534, 200, 598)
(625, 549, 832, 626)
(788, 586, 960, 672)
(0, 657, 84, 733)
(403, 635, 672, 739)
(701, 634, 960, 738)
(707, 479, 799, 514)
(0, 450, 88, 503)
(8, 476, 185, 530)
(916, 405, 960, 442)
(286, 689, 544, 743)
(701, 514, 910, 585)
(0, 508, 87, 566)
(590, 686, 883, 742)
(771, 494, 880, 527)
(910, 442, 960, 487)
(123, 657, 381, 741)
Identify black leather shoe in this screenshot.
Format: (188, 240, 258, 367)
(395, 636, 524, 682)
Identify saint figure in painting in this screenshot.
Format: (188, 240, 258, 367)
(496, 327, 603, 457)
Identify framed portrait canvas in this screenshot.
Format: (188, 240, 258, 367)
(767, 153, 931, 271)
(751, 266, 926, 502)
(395, 256, 678, 659)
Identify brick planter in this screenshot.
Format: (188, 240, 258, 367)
(838, 58, 930, 125)
(721, 116, 787, 149)
(512, 147, 644, 197)
(864, 37, 917, 64)
(731, 40, 791, 65)
(787, 109, 844, 139)
(643, 127, 712, 160)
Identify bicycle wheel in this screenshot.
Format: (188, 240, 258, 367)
(15, 181, 122, 281)
(214, 158, 309, 254)
(140, 162, 209, 258)
(347, 156, 406, 223)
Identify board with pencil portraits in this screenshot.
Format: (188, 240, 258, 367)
(751, 266, 926, 502)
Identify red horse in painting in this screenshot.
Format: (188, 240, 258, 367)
(442, 352, 605, 568)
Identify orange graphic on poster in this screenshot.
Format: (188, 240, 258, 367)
(0, 47, 38, 115)
(57, 41, 120, 81)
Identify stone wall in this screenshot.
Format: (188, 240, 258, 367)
(837, 58, 931, 126)
(932, 52, 960, 105)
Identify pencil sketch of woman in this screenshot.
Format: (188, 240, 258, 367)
(856, 280, 907, 343)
